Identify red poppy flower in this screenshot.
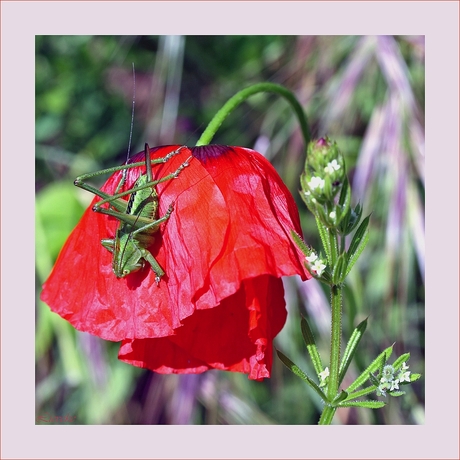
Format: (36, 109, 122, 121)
(41, 145, 311, 380)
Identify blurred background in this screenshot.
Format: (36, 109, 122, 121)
(35, 35, 425, 425)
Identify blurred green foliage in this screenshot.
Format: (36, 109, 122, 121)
(36, 35, 425, 425)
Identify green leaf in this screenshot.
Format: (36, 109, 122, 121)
(332, 390, 348, 406)
(332, 253, 348, 285)
(368, 372, 380, 388)
(343, 386, 378, 401)
(338, 175, 350, 207)
(276, 349, 328, 403)
(338, 400, 386, 409)
(316, 216, 332, 263)
(389, 391, 406, 397)
(290, 230, 310, 257)
(317, 270, 333, 286)
(338, 317, 368, 385)
(354, 204, 364, 229)
(300, 316, 323, 377)
(36, 182, 86, 282)
(348, 213, 370, 252)
(410, 373, 421, 382)
(393, 353, 410, 370)
(345, 214, 370, 276)
(36, 182, 86, 261)
(337, 176, 351, 225)
(338, 195, 364, 236)
(345, 345, 393, 393)
(377, 349, 388, 376)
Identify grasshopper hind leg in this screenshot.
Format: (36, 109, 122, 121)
(140, 249, 165, 285)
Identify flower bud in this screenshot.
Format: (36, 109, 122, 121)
(300, 138, 347, 227)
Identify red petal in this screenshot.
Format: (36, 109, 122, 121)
(40, 144, 310, 378)
(189, 145, 308, 283)
(118, 275, 286, 380)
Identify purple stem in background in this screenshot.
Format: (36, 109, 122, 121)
(353, 103, 385, 201)
(376, 36, 425, 185)
(77, 332, 107, 388)
(385, 95, 406, 255)
(376, 36, 416, 111)
(295, 277, 331, 337)
(168, 374, 201, 424)
(320, 36, 375, 132)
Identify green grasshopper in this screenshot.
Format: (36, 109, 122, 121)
(74, 143, 192, 284)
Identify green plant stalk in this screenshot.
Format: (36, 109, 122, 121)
(329, 231, 339, 263)
(195, 83, 310, 148)
(318, 284, 342, 425)
(319, 405, 336, 425)
(328, 285, 342, 399)
(321, 284, 343, 424)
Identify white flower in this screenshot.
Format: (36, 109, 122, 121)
(308, 176, 325, 190)
(390, 379, 400, 391)
(382, 365, 395, 382)
(324, 160, 341, 174)
(311, 259, 326, 276)
(319, 367, 330, 381)
(397, 362, 411, 382)
(319, 367, 329, 387)
(306, 252, 326, 276)
(398, 370, 411, 383)
(377, 383, 388, 397)
(329, 211, 336, 219)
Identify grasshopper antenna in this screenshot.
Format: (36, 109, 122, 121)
(126, 62, 136, 163)
(120, 63, 136, 190)
(118, 63, 138, 269)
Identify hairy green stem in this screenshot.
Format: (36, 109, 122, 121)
(328, 285, 342, 399)
(318, 284, 342, 425)
(195, 83, 310, 147)
(329, 231, 339, 264)
(319, 405, 337, 425)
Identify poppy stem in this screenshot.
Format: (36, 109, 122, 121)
(195, 82, 310, 148)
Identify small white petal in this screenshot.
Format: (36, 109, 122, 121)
(312, 259, 326, 276)
(319, 367, 330, 381)
(308, 176, 325, 190)
(324, 160, 341, 174)
(399, 371, 411, 383)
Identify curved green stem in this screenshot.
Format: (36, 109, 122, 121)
(195, 82, 310, 148)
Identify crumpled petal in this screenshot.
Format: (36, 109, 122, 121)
(41, 144, 310, 379)
(119, 275, 286, 381)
